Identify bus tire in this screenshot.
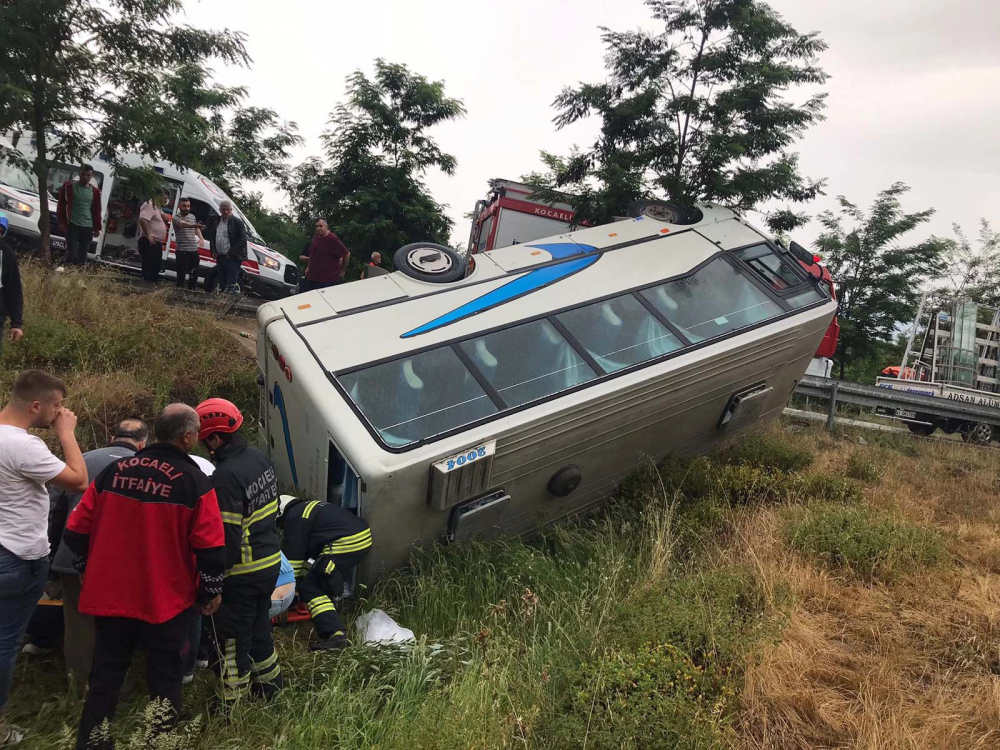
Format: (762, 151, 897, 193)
(394, 243, 466, 283)
(626, 200, 703, 225)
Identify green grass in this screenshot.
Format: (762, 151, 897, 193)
(782, 504, 948, 582)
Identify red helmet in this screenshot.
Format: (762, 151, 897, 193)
(195, 398, 244, 441)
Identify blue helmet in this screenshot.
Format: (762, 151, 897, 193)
(0, 211, 7, 238)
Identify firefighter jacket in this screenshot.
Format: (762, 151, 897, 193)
(211, 434, 282, 584)
(280, 499, 371, 578)
(63, 443, 226, 624)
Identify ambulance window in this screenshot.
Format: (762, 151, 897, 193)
(339, 347, 497, 447)
(186, 197, 217, 226)
(460, 319, 597, 407)
(640, 259, 783, 342)
(556, 294, 682, 372)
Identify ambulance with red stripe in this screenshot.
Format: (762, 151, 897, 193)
(0, 134, 299, 298)
(88, 153, 300, 298)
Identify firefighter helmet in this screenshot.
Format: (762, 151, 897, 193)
(195, 398, 244, 441)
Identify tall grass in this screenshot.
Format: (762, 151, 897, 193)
(3, 262, 256, 451)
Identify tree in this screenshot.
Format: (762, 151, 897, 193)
(0, 0, 299, 261)
(289, 59, 464, 276)
(815, 183, 947, 380)
(233, 190, 308, 262)
(526, 0, 828, 231)
(935, 221, 1000, 305)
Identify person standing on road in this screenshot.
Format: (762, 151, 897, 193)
(195, 398, 282, 703)
(0, 213, 25, 356)
(206, 200, 247, 294)
(0, 370, 88, 747)
(47, 419, 148, 692)
(64, 404, 224, 750)
(171, 198, 204, 291)
(138, 190, 170, 283)
(301, 219, 349, 292)
(56, 165, 103, 266)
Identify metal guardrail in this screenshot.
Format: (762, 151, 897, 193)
(793, 375, 1000, 429)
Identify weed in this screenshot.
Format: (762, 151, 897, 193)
(724, 431, 814, 474)
(845, 450, 885, 483)
(783, 504, 947, 582)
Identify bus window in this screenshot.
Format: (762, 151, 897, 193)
(640, 259, 783, 342)
(339, 347, 497, 447)
(733, 245, 825, 308)
(460, 319, 596, 407)
(556, 294, 682, 372)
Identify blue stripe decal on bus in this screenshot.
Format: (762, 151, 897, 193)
(273, 383, 298, 484)
(402, 242, 598, 338)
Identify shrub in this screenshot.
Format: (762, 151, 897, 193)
(543, 642, 736, 749)
(845, 450, 885, 483)
(724, 432, 813, 474)
(783, 504, 947, 582)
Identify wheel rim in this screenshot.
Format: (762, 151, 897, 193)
(406, 246, 453, 275)
(965, 422, 992, 445)
(641, 204, 680, 223)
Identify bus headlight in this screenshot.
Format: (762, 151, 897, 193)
(253, 250, 281, 271)
(0, 194, 32, 216)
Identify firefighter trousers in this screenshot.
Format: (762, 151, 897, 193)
(298, 546, 370, 639)
(208, 574, 282, 702)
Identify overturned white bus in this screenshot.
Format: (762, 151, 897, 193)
(255, 202, 837, 583)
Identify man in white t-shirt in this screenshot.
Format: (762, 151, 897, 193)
(0, 370, 88, 746)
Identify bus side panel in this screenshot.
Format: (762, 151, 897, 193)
(491, 318, 824, 536)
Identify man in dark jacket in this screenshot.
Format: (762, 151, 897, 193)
(195, 398, 282, 701)
(0, 213, 24, 357)
(206, 201, 247, 294)
(48, 419, 148, 688)
(64, 404, 224, 750)
(278, 495, 372, 650)
(56, 164, 103, 265)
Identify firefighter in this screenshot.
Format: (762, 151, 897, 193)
(195, 398, 282, 702)
(277, 494, 372, 650)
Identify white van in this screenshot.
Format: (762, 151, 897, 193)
(0, 158, 71, 252)
(1, 135, 299, 298)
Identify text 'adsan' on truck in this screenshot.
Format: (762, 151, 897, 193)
(0, 132, 299, 298)
(256, 197, 838, 584)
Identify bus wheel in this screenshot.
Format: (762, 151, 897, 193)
(905, 421, 935, 437)
(626, 200, 703, 225)
(961, 422, 993, 446)
(394, 243, 466, 283)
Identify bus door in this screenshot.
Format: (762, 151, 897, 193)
(327, 437, 361, 516)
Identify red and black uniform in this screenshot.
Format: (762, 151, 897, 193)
(210, 434, 283, 699)
(280, 499, 372, 639)
(62, 444, 224, 750)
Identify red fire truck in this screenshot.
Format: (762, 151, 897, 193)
(466, 179, 839, 377)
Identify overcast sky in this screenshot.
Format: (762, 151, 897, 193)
(182, 0, 1000, 251)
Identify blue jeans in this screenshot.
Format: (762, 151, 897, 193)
(0, 545, 48, 713)
(216, 257, 242, 293)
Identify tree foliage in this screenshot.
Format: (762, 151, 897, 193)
(816, 183, 946, 379)
(935, 220, 1000, 306)
(526, 0, 828, 230)
(0, 0, 300, 260)
(289, 60, 464, 275)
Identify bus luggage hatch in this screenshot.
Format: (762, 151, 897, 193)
(429, 441, 496, 510)
(718, 383, 773, 431)
(450, 491, 510, 543)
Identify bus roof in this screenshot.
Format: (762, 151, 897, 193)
(271, 203, 770, 374)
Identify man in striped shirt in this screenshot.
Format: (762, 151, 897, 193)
(277, 495, 372, 651)
(171, 198, 203, 290)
